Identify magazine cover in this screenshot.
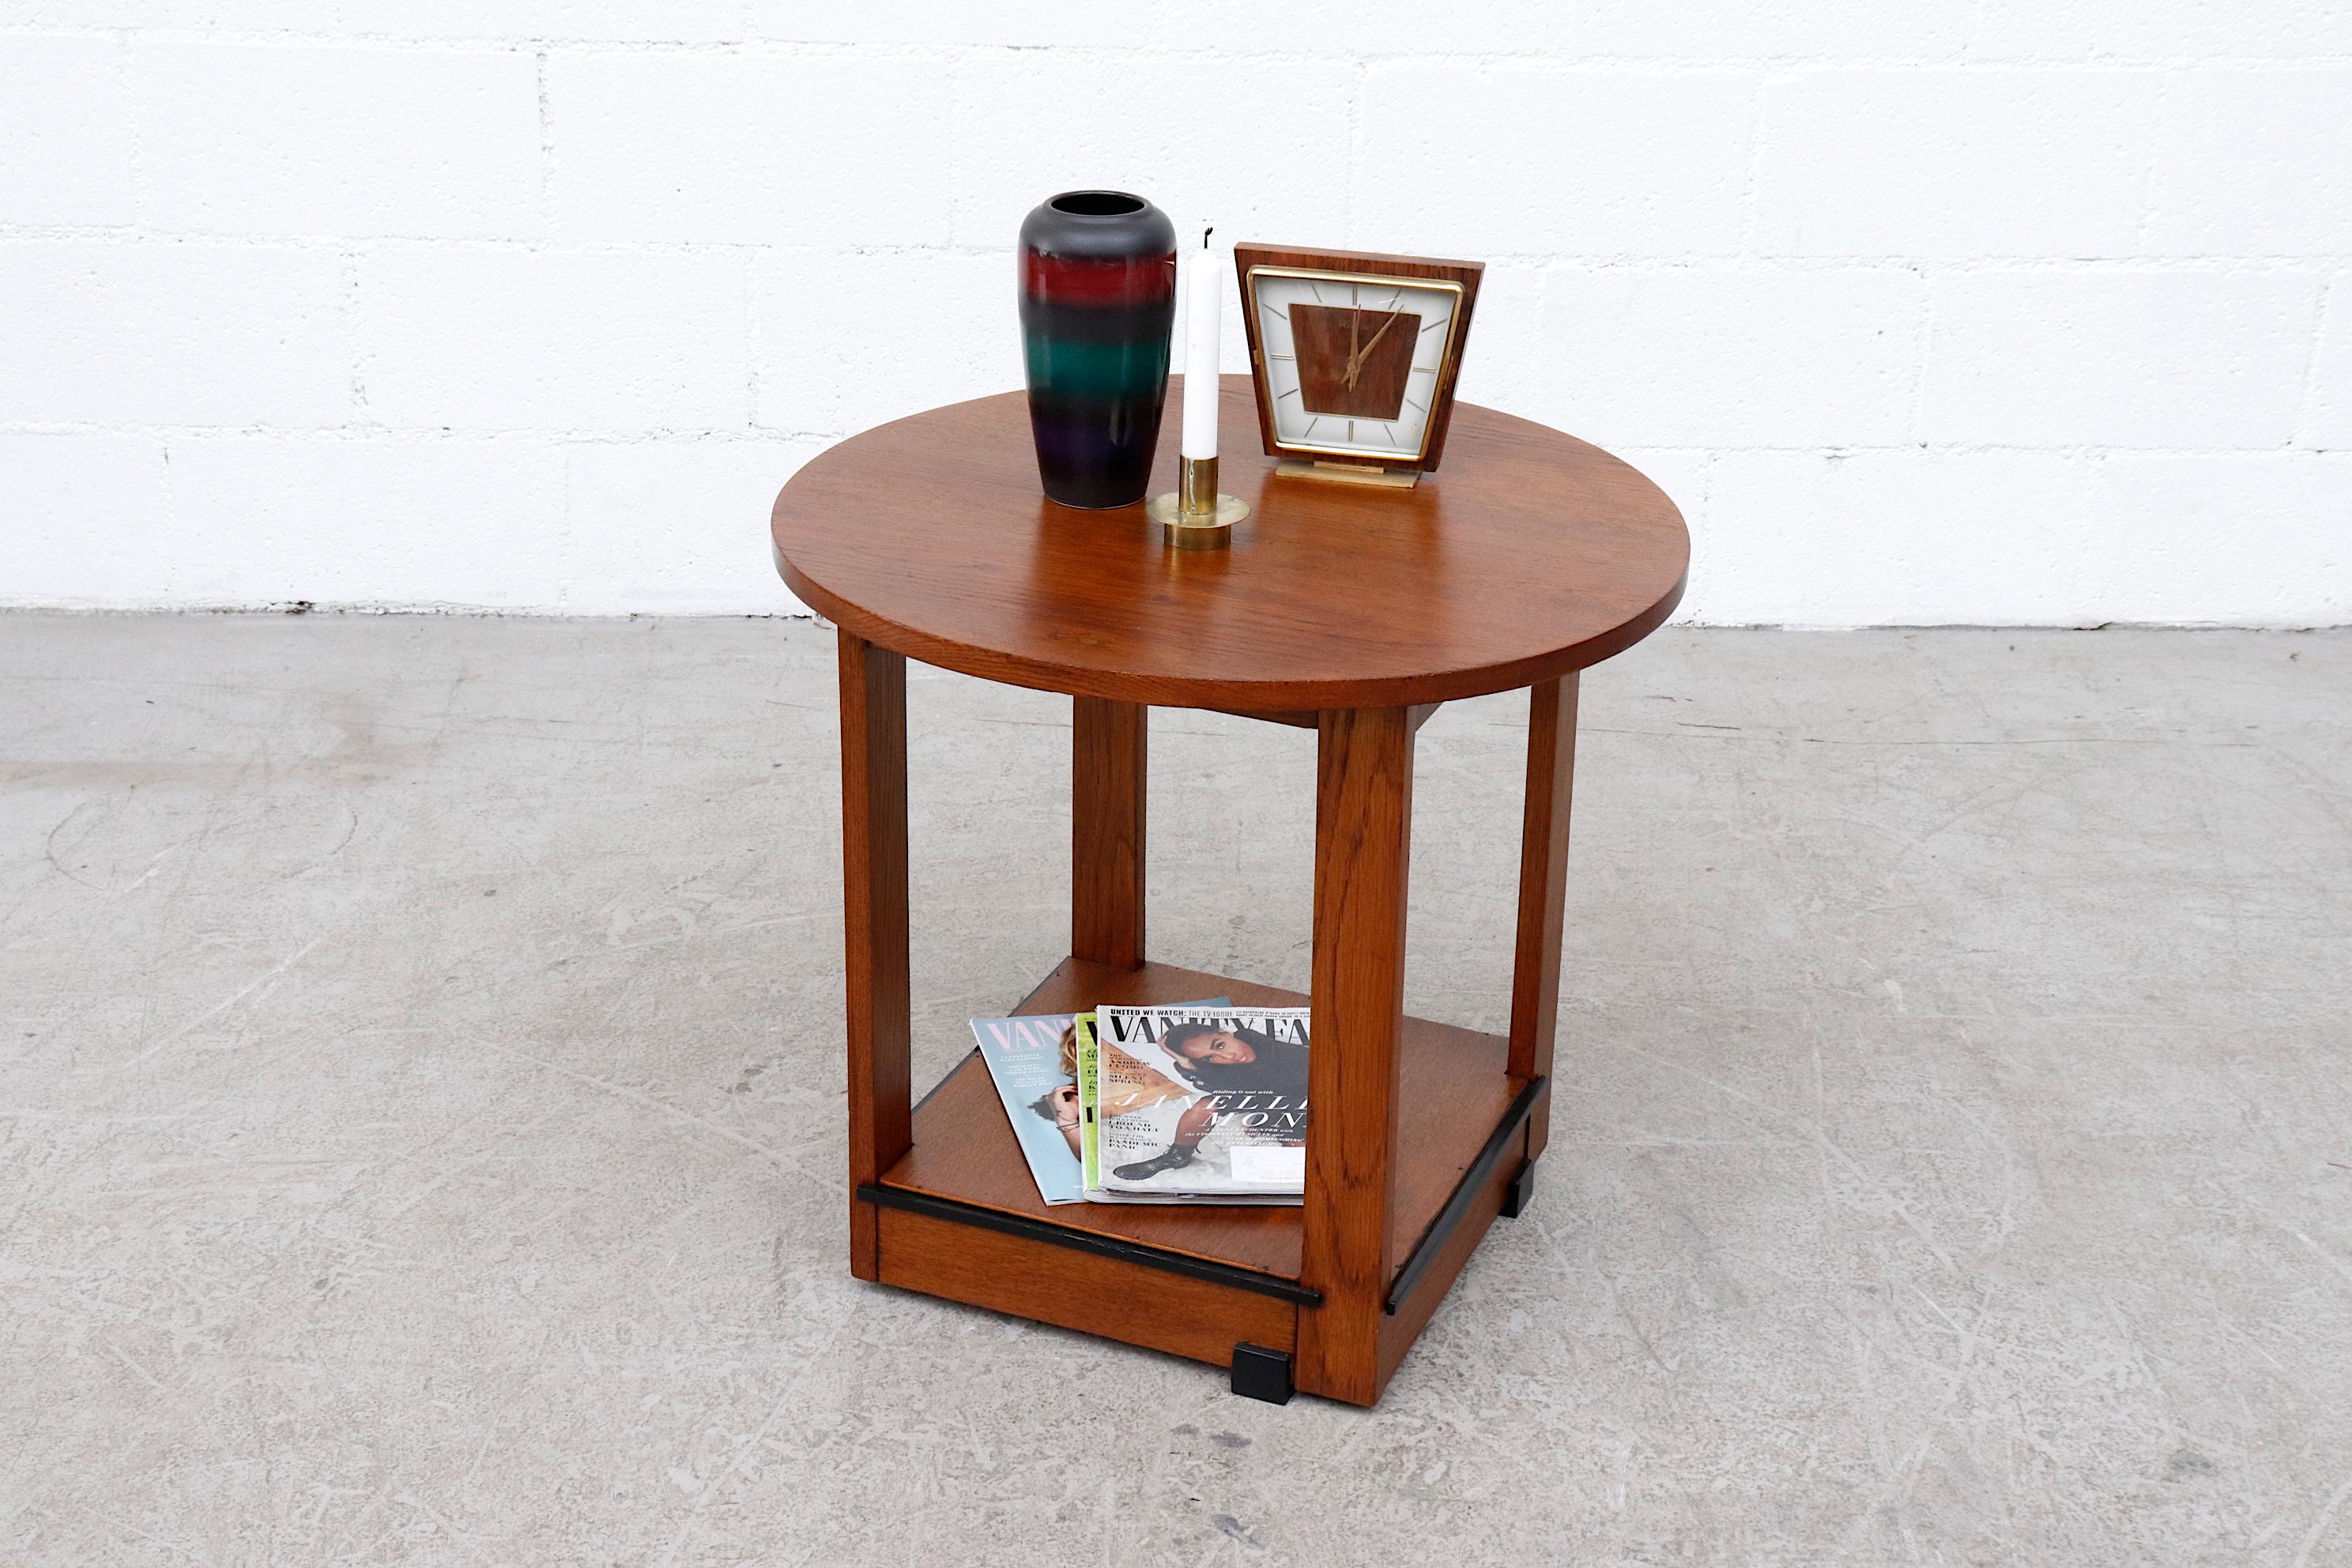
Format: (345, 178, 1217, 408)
(1078, 1014, 1210, 1204)
(974, 998, 1231, 1207)
(969, 1012, 1085, 1204)
(1088, 1005, 1312, 1203)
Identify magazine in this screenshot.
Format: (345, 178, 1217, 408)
(1076, 1012, 1238, 1205)
(1075, 1012, 1102, 1195)
(971, 997, 1229, 1206)
(969, 1011, 1087, 1204)
(1083, 1004, 1312, 1204)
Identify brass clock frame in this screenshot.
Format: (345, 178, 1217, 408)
(1233, 244, 1485, 477)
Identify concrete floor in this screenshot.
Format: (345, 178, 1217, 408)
(1, 613, 2347, 1566)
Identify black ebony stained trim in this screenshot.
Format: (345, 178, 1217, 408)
(858, 1182, 1323, 1306)
(1230, 1342, 1295, 1405)
(1500, 1158, 1536, 1219)
(1383, 1076, 1547, 1316)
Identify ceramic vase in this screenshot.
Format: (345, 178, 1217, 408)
(1018, 190, 1177, 509)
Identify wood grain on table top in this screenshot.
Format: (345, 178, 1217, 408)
(773, 376, 1687, 712)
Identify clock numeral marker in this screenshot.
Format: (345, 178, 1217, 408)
(1411, 364, 1438, 375)
(1270, 352, 1294, 360)
(1419, 315, 1449, 335)
(1277, 387, 1299, 400)
(1406, 397, 1428, 414)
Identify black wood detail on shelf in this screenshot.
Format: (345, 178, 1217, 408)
(1383, 1076, 1547, 1316)
(858, 1183, 1325, 1306)
(1231, 1342, 1295, 1404)
(1501, 1157, 1536, 1219)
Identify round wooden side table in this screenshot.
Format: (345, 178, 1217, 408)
(773, 375, 1688, 1408)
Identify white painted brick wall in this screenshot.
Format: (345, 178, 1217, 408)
(0, 36, 137, 225)
(1752, 71, 2162, 258)
(1359, 67, 1758, 258)
(1, 2, 2345, 625)
(1536, 267, 1928, 448)
(355, 247, 748, 430)
(163, 434, 571, 607)
(137, 43, 544, 239)
(2, 239, 349, 424)
(552, 51, 964, 247)
(2307, 289, 2352, 449)
(1916, 272, 2321, 448)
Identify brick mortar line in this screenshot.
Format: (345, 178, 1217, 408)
(1735, 74, 1774, 256)
(337, 247, 367, 424)
(2, 230, 2344, 270)
(2133, 70, 2171, 252)
(1344, 56, 1364, 243)
(3, 422, 2343, 459)
(1906, 262, 1937, 449)
(0, 424, 839, 442)
(9, 27, 2352, 69)
(2290, 278, 2337, 446)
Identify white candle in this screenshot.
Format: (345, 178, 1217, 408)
(1181, 226, 1219, 462)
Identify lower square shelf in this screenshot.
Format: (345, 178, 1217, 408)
(873, 956, 1531, 1295)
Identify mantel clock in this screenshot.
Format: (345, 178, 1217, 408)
(1232, 243, 1483, 483)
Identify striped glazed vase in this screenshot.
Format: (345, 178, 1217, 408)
(1018, 191, 1177, 509)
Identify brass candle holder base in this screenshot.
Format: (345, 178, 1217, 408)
(1148, 456, 1248, 549)
(1148, 491, 1249, 548)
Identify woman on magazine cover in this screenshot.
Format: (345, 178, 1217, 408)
(1110, 1020, 1310, 1182)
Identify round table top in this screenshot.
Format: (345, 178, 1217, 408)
(771, 377, 1688, 711)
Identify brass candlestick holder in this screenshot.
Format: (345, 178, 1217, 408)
(1146, 456, 1249, 549)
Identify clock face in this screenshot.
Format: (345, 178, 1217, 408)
(1245, 270, 1464, 462)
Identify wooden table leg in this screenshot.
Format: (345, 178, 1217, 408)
(1509, 673, 1579, 1162)
(1072, 696, 1147, 970)
(839, 629, 911, 1280)
(1298, 706, 1415, 1405)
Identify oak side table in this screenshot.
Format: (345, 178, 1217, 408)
(772, 376, 1687, 1408)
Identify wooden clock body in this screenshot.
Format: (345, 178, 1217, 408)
(1232, 243, 1485, 476)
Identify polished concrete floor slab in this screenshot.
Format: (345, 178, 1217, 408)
(1, 613, 2346, 1566)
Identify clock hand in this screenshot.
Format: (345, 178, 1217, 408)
(1344, 307, 1408, 387)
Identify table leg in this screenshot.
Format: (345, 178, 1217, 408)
(1509, 673, 1579, 1161)
(1298, 706, 1415, 1405)
(839, 629, 911, 1280)
(1072, 696, 1147, 970)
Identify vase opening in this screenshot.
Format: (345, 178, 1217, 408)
(1049, 190, 1147, 218)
